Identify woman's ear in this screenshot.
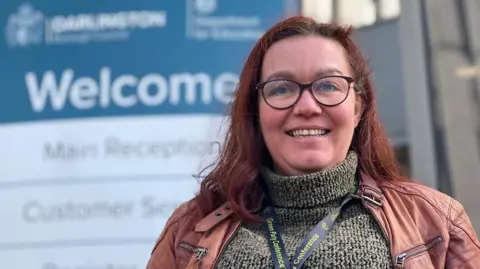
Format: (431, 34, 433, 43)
(354, 91, 364, 128)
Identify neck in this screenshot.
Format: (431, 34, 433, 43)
(260, 151, 358, 208)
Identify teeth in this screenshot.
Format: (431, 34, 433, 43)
(288, 129, 329, 137)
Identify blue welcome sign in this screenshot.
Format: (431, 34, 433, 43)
(0, 0, 294, 124)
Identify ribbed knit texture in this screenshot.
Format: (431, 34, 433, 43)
(214, 151, 392, 268)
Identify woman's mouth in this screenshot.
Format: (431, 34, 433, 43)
(286, 129, 331, 137)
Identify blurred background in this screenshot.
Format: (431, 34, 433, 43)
(1, 0, 480, 268)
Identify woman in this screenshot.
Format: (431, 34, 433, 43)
(146, 16, 480, 269)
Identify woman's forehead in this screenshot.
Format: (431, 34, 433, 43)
(261, 35, 351, 82)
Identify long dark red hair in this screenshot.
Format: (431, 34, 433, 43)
(193, 16, 402, 222)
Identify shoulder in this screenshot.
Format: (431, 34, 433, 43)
(379, 179, 452, 209)
(379, 179, 476, 234)
(380, 179, 480, 266)
(150, 200, 200, 252)
(146, 200, 207, 268)
(165, 200, 198, 226)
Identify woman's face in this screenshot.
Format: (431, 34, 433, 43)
(258, 35, 363, 176)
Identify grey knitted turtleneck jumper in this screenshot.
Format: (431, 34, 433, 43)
(214, 152, 392, 268)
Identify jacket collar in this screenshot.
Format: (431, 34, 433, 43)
(356, 171, 384, 207)
(195, 171, 384, 232)
(195, 203, 234, 232)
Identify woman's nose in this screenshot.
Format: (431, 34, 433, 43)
(292, 90, 323, 117)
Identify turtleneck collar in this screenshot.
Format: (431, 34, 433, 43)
(260, 151, 358, 208)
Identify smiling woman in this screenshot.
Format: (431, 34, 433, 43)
(258, 35, 362, 175)
(146, 16, 480, 269)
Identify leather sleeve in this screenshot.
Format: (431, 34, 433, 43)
(146, 203, 188, 269)
(446, 198, 480, 269)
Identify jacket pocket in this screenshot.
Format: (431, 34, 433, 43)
(178, 242, 209, 264)
(395, 236, 443, 268)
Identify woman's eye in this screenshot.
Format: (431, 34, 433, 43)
(271, 87, 288, 95)
(318, 83, 337, 91)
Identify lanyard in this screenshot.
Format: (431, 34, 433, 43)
(261, 193, 353, 269)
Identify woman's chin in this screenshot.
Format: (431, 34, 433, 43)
(284, 158, 333, 175)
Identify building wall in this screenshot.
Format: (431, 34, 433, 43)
(354, 20, 407, 146)
(424, 0, 480, 232)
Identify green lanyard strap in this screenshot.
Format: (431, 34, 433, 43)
(261, 193, 353, 269)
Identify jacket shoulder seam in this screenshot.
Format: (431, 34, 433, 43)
(448, 198, 480, 249)
(379, 184, 449, 219)
(166, 203, 194, 226)
(447, 196, 453, 231)
(451, 247, 480, 269)
(151, 222, 179, 255)
(150, 202, 195, 254)
(380, 184, 480, 249)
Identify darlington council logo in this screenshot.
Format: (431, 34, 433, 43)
(4, 2, 168, 48)
(4, 2, 44, 48)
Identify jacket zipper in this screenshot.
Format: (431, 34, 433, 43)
(395, 236, 443, 268)
(178, 242, 209, 262)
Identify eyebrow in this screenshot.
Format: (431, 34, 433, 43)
(264, 68, 344, 81)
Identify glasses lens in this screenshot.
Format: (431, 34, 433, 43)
(262, 80, 299, 108)
(311, 77, 349, 105)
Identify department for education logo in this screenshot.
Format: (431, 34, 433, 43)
(194, 0, 217, 15)
(4, 3, 44, 48)
(185, 0, 264, 41)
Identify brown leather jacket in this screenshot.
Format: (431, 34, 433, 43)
(146, 173, 480, 269)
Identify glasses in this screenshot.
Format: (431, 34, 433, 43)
(256, 75, 355, 109)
